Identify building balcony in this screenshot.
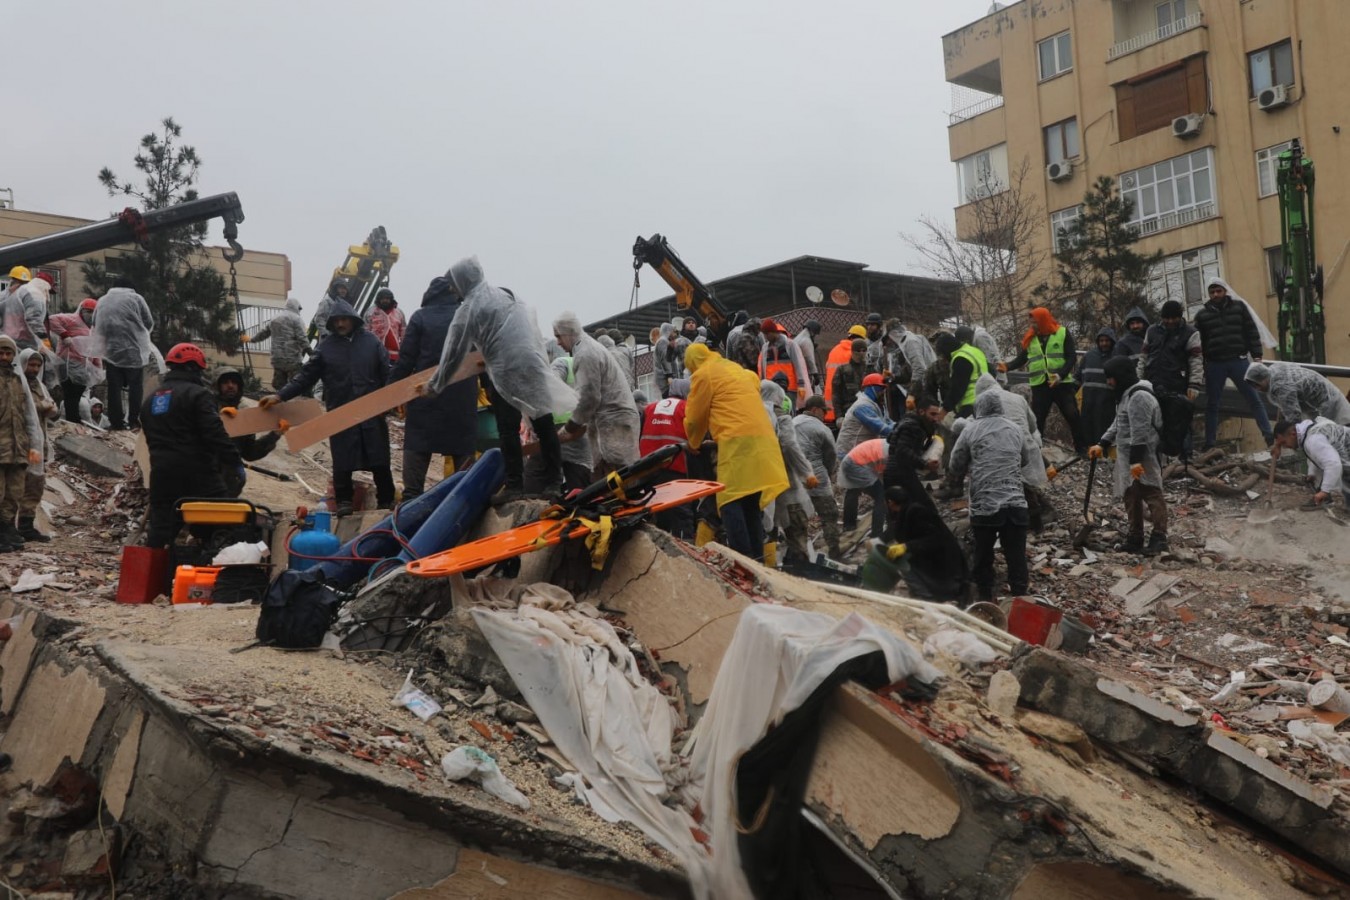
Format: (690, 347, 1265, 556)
(1109, 11, 1203, 60)
(1132, 201, 1216, 238)
(949, 91, 1005, 126)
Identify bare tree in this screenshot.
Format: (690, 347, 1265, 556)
(904, 158, 1047, 349)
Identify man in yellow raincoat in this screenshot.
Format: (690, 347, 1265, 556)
(683, 343, 788, 561)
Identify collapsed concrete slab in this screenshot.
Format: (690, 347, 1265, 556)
(55, 433, 133, 479)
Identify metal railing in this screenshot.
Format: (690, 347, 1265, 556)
(1108, 12, 1203, 60)
(1132, 201, 1216, 237)
(949, 94, 1005, 125)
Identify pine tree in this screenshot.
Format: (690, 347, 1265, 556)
(1036, 175, 1163, 337)
(81, 118, 239, 352)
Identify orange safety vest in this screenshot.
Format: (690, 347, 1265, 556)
(639, 397, 688, 475)
(822, 339, 854, 422)
(759, 339, 799, 396)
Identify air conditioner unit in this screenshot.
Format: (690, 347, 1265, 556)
(1257, 83, 1291, 111)
(1047, 160, 1073, 182)
(1172, 113, 1204, 138)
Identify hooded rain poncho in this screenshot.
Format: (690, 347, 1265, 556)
(683, 344, 786, 510)
(556, 314, 641, 468)
(253, 297, 309, 368)
(1298, 418, 1350, 498)
(792, 412, 837, 496)
(1101, 380, 1164, 496)
(4, 279, 50, 348)
(47, 306, 105, 387)
(949, 392, 1034, 516)
(391, 277, 478, 457)
(974, 374, 1045, 486)
(426, 257, 575, 421)
(760, 379, 812, 511)
(1248, 361, 1350, 425)
(89, 287, 155, 369)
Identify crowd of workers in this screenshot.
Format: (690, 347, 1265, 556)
(4, 256, 1348, 607)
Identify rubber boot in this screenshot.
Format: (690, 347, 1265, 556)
(1118, 534, 1144, 554)
(695, 520, 717, 547)
(17, 518, 49, 543)
(762, 542, 778, 568)
(1144, 532, 1169, 556)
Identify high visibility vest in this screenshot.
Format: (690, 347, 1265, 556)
(1027, 327, 1071, 387)
(759, 340, 798, 395)
(822, 339, 853, 422)
(951, 343, 989, 409)
(552, 357, 576, 425)
(640, 397, 688, 474)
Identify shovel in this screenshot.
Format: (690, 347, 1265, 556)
(1247, 456, 1281, 525)
(1072, 457, 1098, 548)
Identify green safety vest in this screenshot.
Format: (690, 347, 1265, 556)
(1026, 327, 1071, 387)
(553, 357, 575, 425)
(951, 343, 989, 409)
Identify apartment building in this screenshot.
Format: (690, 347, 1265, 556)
(942, 0, 1350, 363)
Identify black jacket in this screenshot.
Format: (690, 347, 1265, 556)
(884, 502, 968, 597)
(1113, 307, 1148, 358)
(1194, 296, 1261, 362)
(884, 413, 936, 486)
(141, 369, 241, 501)
(279, 299, 391, 472)
(391, 277, 478, 457)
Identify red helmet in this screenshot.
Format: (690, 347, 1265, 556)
(79, 298, 97, 312)
(862, 373, 885, 388)
(166, 342, 207, 368)
(34, 271, 55, 286)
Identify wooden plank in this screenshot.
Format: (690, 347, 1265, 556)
(1124, 573, 1182, 617)
(224, 398, 324, 437)
(283, 351, 485, 453)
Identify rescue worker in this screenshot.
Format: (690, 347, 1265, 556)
(792, 395, 841, 557)
(652, 321, 688, 399)
(0, 269, 28, 339)
(422, 257, 574, 497)
(1138, 300, 1204, 402)
(729, 318, 763, 372)
(1076, 327, 1118, 446)
(5, 271, 51, 350)
(1090, 357, 1167, 555)
(794, 320, 823, 393)
(1005, 307, 1086, 455)
(244, 297, 309, 391)
(837, 438, 889, 538)
(964, 324, 1005, 386)
(640, 378, 693, 537)
(830, 339, 869, 427)
(836, 372, 894, 459)
(862, 312, 886, 369)
(761, 379, 817, 560)
(140, 343, 241, 548)
(880, 487, 969, 604)
(822, 327, 866, 424)
(391, 275, 479, 499)
(599, 332, 637, 390)
(1114, 307, 1149, 358)
(873, 319, 937, 392)
(264, 299, 395, 516)
(1194, 277, 1273, 448)
(311, 280, 349, 341)
(1273, 417, 1350, 509)
(883, 397, 944, 514)
(916, 332, 953, 410)
(91, 275, 155, 431)
(758, 318, 810, 410)
(683, 343, 787, 561)
(215, 367, 281, 498)
(553, 311, 641, 476)
(362, 287, 406, 363)
(47, 298, 101, 423)
(972, 374, 1052, 529)
(16, 349, 57, 542)
(80, 397, 110, 429)
(1245, 362, 1350, 426)
(939, 332, 989, 419)
(949, 391, 1037, 602)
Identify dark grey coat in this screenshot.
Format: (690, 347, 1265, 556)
(278, 299, 391, 471)
(391, 277, 477, 457)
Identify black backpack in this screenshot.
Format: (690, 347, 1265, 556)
(256, 568, 347, 649)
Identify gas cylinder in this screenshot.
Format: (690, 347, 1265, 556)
(289, 502, 342, 571)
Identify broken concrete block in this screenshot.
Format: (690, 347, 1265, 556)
(60, 826, 120, 882)
(55, 434, 132, 478)
(986, 670, 1020, 719)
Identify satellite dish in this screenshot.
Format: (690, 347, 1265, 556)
(805, 285, 824, 305)
(831, 288, 851, 307)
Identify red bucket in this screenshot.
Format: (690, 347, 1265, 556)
(116, 546, 170, 604)
(1006, 597, 1064, 646)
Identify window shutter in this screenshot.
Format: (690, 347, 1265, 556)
(1117, 83, 1137, 140)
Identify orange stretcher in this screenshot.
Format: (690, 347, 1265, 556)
(406, 478, 722, 578)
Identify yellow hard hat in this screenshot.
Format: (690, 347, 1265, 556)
(7, 266, 31, 283)
(848, 325, 867, 339)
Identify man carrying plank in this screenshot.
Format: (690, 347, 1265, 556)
(262, 299, 393, 516)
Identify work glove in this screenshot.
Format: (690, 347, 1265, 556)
(1047, 373, 1060, 387)
(259, 394, 282, 409)
(1087, 445, 1105, 460)
(1046, 465, 1059, 480)
(277, 418, 291, 435)
(26, 449, 40, 466)
(886, 543, 907, 561)
(239, 334, 251, 343)
(1130, 463, 1145, 480)
(996, 361, 1008, 373)
(220, 406, 238, 418)
(805, 475, 819, 490)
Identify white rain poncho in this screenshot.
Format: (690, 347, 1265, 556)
(792, 328, 820, 389)
(757, 332, 810, 398)
(949, 391, 1035, 516)
(974, 374, 1046, 486)
(875, 321, 938, 385)
(253, 297, 308, 368)
(1298, 418, 1350, 499)
(972, 326, 1004, 384)
(89, 287, 155, 369)
(1207, 277, 1277, 349)
(427, 257, 576, 421)
(760, 379, 812, 511)
(79, 395, 110, 429)
(652, 323, 686, 396)
(554, 313, 640, 468)
(3, 278, 50, 349)
(791, 412, 837, 496)
(1247, 361, 1350, 425)
(549, 356, 594, 469)
(597, 334, 637, 390)
(1101, 380, 1164, 496)
(0, 338, 46, 476)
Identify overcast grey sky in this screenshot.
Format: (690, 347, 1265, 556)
(17, 0, 992, 326)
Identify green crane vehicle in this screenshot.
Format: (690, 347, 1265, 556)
(1276, 138, 1326, 364)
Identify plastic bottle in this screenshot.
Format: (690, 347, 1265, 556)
(211, 540, 271, 566)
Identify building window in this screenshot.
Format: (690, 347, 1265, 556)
(1255, 141, 1293, 198)
(1249, 40, 1294, 97)
(1146, 245, 1222, 316)
(1266, 246, 1285, 296)
(1156, 0, 1187, 30)
(1038, 32, 1072, 81)
(1115, 55, 1207, 141)
(955, 144, 1008, 204)
(1044, 119, 1080, 166)
(1050, 206, 1082, 255)
(1119, 147, 1216, 236)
